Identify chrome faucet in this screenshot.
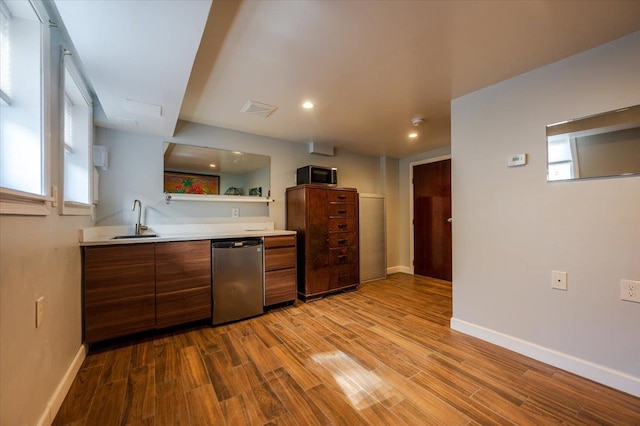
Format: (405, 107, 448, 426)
(131, 199, 147, 236)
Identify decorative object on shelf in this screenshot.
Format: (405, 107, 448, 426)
(249, 187, 262, 196)
(224, 186, 243, 195)
(164, 171, 219, 195)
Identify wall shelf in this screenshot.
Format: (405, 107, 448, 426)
(165, 193, 274, 204)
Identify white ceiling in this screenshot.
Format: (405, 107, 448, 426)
(54, 0, 212, 137)
(55, 1, 640, 159)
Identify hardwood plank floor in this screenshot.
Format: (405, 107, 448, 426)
(54, 273, 640, 425)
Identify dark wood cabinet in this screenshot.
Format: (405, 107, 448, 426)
(286, 185, 359, 300)
(155, 240, 212, 328)
(264, 235, 297, 306)
(83, 244, 156, 343)
(83, 240, 212, 343)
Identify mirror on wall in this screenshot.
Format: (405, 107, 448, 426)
(163, 143, 270, 198)
(546, 105, 640, 181)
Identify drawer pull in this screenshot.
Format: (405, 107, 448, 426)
(337, 209, 347, 214)
(337, 195, 347, 199)
(338, 238, 348, 244)
(338, 223, 348, 228)
(337, 255, 348, 261)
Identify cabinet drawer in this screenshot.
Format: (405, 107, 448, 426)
(84, 295, 155, 343)
(330, 246, 357, 265)
(156, 286, 212, 328)
(328, 204, 355, 218)
(328, 190, 356, 203)
(329, 232, 356, 248)
(329, 218, 356, 232)
(265, 269, 297, 305)
(265, 247, 296, 271)
(156, 240, 211, 294)
(264, 235, 296, 249)
(84, 245, 155, 303)
(330, 263, 359, 289)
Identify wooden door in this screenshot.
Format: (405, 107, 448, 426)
(413, 159, 452, 280)
(307, 188, 330, 294)
(155, 240, 212, 328)
(83, 244, 156, 343)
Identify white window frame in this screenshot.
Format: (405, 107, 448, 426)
(547, 136, 580, 181)
(61, 51, 93, 216)
(0, 0, 52, 215)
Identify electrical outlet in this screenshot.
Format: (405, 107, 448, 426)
(552, 270, 567, 291)
(231, 208, 239, 218)
(35, 297, 44, 328)
(620, 279, 640, 303)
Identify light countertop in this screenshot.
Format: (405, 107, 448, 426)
(80, 222, 295, 246)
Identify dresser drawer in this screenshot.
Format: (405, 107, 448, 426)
(265, 247, 296, 271)
(330, 263, 359, 289)
(329, 218, 356, 232)
(330, 246, 357, 265)
(329, 232, 357, 248)
(328, 190, 356, 203)
(328, 204, 355, 218)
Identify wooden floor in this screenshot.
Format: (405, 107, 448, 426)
(54, 273, 640, 425)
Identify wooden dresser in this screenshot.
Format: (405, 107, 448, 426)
(286, 184, 359, 301)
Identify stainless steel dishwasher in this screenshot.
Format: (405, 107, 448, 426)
(212, 238, 264, 325)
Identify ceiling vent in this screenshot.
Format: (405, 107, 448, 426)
(241, 100, 278, 118)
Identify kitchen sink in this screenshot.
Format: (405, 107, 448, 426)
(110, 234, 159, 240)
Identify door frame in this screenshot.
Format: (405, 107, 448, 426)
(409, 154, 451, 275)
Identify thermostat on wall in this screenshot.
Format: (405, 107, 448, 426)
(507, 153, 527, 167)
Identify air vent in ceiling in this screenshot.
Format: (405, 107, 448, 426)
(241, 100, 278, 118)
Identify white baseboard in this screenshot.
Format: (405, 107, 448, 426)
(37, 344, 87, 426)
(450, 318, 640, 398)
(387, 266, 411, 275)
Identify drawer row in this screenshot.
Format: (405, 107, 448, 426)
(265, 243, 357, 269)
(328, 203, 356, 218)
(328, 190, 356, 203)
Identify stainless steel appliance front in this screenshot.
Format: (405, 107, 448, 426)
(212, 238, 264, 325)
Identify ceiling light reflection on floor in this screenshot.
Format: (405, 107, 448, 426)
(311, 350, 397, 410)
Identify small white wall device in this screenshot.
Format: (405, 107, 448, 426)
(93, 145, 109, 170)
(507, 153, 527, 167)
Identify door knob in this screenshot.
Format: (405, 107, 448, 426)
(447, 218, 453, 223)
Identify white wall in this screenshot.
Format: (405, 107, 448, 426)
(450, 32, 640, 396)
(95, 122, 383, 231)
(0, 28, 92, 425)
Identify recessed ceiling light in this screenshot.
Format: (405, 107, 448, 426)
(209, 164, 216, 168)
(302, 101, 314, 109)
(409, 132, 418, 138)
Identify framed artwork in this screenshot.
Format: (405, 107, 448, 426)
(163, 171, 220, 195)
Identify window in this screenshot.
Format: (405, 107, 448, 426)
(61, 54, 93, 214)
(548, 137, 579, 181)
(0, 0, 51, 215)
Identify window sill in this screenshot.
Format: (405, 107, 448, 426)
(0, 187, 53, 216)
(62, 201, 93, 216)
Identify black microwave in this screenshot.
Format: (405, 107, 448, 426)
(296, 165, 337, 185)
